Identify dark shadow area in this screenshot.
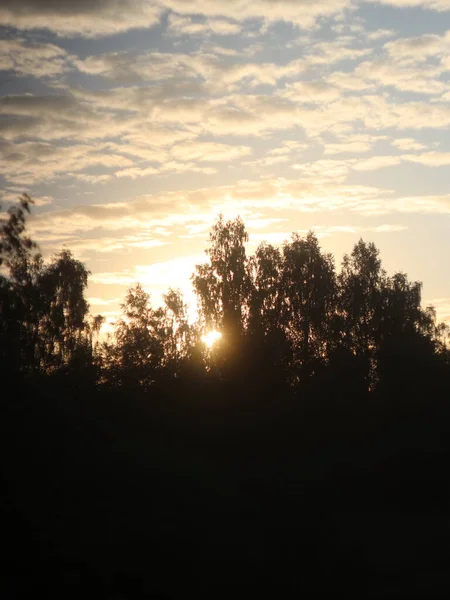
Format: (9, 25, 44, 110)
(1, 199, 450, 597)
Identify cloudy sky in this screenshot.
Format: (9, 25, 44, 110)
(1, 0, 450, 330)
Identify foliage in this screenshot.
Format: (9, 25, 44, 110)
(192, 214, 250, 335)
(3, 199, 450, 597)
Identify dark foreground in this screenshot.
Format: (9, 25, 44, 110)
(2, 376, 449, 599)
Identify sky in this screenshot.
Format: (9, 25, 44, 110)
(1, 0, 450, 332)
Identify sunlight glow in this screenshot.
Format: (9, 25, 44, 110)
(201, 330, 222, 348)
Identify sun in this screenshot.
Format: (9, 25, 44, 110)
(201, 330, 222, 348)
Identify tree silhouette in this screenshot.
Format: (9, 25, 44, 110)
(247, 242, 290, 391)
(0, 193, 37, 269)
(192, 214, 250, 335)
(37, 249, 91, 371)
(338, 239, 386, 391)
(281, 231, 337, 384)
(101, 283, 165, 390)
(2, 198, 450, 598)
(0, 194, 41, 378)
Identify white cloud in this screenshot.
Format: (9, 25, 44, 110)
(366, 29, 397, 41)
(291, 159, 351, 182)
(352, 58, 446, 94)
(324, 140, 374, 154)
(384, 31, 450, 62)
(0, 39, 70, 77)
(170, 141, 252, 162)
(244, 155, 291, 168)
(57, 234, 169, 258)
(404, 151, 450, 167)
(391, 137, 427, 151)
(0, 0, 162, 37)
(74, 49, 309, 89)
(352, 152, 450, 171)
(167, 14, 242, 36)
(115, 166, 159, 179)
(87, 297, 121, 307)
(367, 0, 450, 11)
(26, 177, 393, 243)
(281, 79, 341, 102)
(0, 139, 134, 184)
(0, 189, 53, 207)
(352, 155, 403, 171)
(373, 224, 407, 232)
(74, 50, 190, 82)
(162, 0, 351, 29)
(384, 194, 450, 215)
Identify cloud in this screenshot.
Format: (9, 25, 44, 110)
(291, 159, 351, 182)
(167, 14, 242, 36)
(0, 93, 113, 141)
(372, 224, 407, 232)
(384, 31, 450, 62)
(304, 39, 373, 66)
(115, 162, 217, 178)
(0, 100, 250, 184)
(74, 49, 309, 89)
(90, 254, 204, 311)
(170, 141, 252, 162)
(0, 139, 134, 184)
(87, 296, 121, 307)
(74, 51, 191, 83)
(0, 39, 71, 77)
(248, 223, 407, 244)
(162, 0, 351, 29)
(244, 155, 291, 169)
(404, 152, 450, 167)
(366, 29, 397, 41)
(0, 188, 53, 207)
(281, 80, 341, 102)
(342, 58, 446, 94)
(4, 33, 448, 164)
(352, 152, 450, 171)
(324, 140, 374, 155)
(391, 137, 427, 151)
(0, 0, 162, 37)
(367, 0, 450, 11)
(54, 234, 169, 258)
(351, 155, 403, 171)
(2, 81, 450, 188)
(0, 0, 353, 38)
(26, 177, 394, 244)
(114, 166, 159, 179)
(382, 195, 450, 215)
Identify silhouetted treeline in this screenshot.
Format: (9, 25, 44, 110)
(2, 198, 450, 597)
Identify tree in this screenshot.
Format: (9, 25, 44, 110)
(376, 275, 448, 407)
(246, 242, 290, 389)
(101, 284, 164, 390)
(192, 215, 250, 336)
(281, 231, 337, 383)
(0, 195, 41, 377)
(338, 239, 386, 390)
(248, 242, 284, 338)
(0, 193, 37, 269)
(36, 249, 91, 372)
(159, 288, 195, 378)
